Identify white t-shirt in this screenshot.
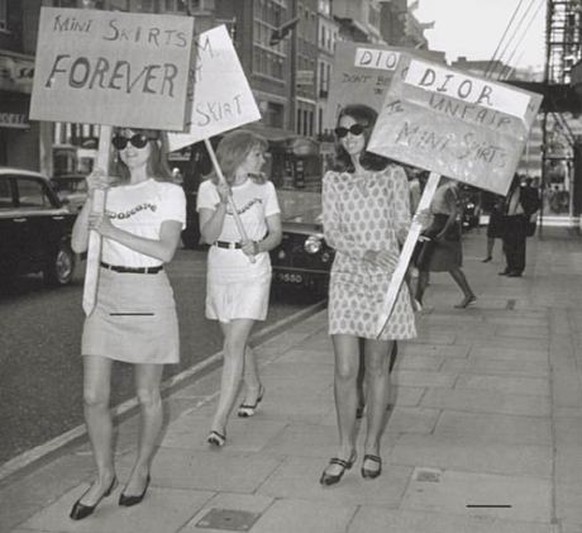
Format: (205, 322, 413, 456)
(197, 178, 281, 281)
(102, 178, 186, 268)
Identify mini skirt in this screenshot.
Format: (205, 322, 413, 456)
(82, 268, 179, 364)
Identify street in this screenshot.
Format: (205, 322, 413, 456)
(0, 247, 323, 466)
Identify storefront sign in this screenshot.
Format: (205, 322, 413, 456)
(168, 25, 260, 151)
(368, 57, 543, 195)
(0, 96, 30, 129)
(0, 52, 35, 94)
(30, 7, 194, 130)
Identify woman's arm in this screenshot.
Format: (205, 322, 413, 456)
(241, 213, 282, 257)
(198, 181, 230, 244)
(71, 169, 111, 254)
(392, 165, 412, 245)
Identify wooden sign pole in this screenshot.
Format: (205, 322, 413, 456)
(204, 138, 256, 263)
(82, 125, 112, 315)
(376, 171, 441, 338)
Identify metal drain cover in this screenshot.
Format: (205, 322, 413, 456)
(196, 508, 261, 531)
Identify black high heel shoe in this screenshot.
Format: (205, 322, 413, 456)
(237, 385, 265, 417)
(319, 450, 357, 486)
(361, 454, 382, 479)
(119, 474, 151, 507)
(69, 476, 117, 520)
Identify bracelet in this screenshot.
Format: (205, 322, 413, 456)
(253, 241, 260, 255)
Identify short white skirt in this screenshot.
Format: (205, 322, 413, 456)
(206, 274, 272, 322)
(82, 268, 179, 364)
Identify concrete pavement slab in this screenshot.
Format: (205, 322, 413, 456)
(258, 456, 412, 507)
(454, 374, 550, 396)
(180, 493, 274, 533)
(19, 484, 214, 533)
(401, 468, 552, 524)
(421, 387, 551, 417)
(347, 507, 552, 533)
(246, 498, 356, 533)
(390, 434, 552, 478)
(433, 411, 552, 446)
(441, 356, 549, 377)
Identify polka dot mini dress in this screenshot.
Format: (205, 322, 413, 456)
(322, 165, 417, 341)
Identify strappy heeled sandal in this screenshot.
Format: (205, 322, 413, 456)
(207, 430, 226, 447)
(361, 454, 382, 479)
(237, 385, 265, 418)
(319, 450, 357, 486)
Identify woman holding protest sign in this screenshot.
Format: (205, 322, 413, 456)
(320, 104, 417, 485)
(414, 177, 477, 308)
(69, 128, 185, 520)
(197, 129, 282, 447)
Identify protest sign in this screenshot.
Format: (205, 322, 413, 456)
(324, 42, 402, 132)
(324, 42, 445, 132)
(168, 25, 261, 152)
(30, 7, 194, 131)
(368, 56, 543, 196)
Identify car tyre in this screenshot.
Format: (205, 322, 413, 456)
(43, 243, 75, 287)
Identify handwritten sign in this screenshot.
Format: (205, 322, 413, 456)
(368, 57, 543, 196)
(324, 42, 402, 132)
(168, 25, 260, 152)
(30, 7, 194, 130)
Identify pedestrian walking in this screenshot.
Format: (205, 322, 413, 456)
(69, 128, 186, 520)
(414, 177, 477, 309)
(482, 193, 505, 262)
(499, 174, 540, 277)
(320, 104, 417, 485)
(197, 129, 282, 447)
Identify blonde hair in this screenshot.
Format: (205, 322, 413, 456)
(209, 129, 268, 186)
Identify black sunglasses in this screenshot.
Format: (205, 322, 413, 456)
(334, 124, 365, 138)
(112, 133, 151, 150)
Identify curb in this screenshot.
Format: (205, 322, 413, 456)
(0, 299, 326, 484)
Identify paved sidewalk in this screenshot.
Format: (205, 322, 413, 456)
(2, 227, 582, 533)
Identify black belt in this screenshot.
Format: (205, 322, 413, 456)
(100, 261, 163, 274)
(214, 241, 242, 249)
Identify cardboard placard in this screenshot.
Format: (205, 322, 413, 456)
(168, 25, 261, 151)
(324, 42, 445, 132)
(30, 7, 194, 131)
(368, 56, 543, 196)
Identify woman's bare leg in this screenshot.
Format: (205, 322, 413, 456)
(323, 334, 360, 476)
(80, 355, 116, 505)
(123, 363, 164, 495)
(210, 319, 256, 434)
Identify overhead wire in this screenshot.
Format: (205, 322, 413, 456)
(484, 0, 526, 77)
(489, 0, 540, 78)
(497, 0, 545, 80)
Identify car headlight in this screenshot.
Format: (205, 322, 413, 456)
(304, 235, 322, 254)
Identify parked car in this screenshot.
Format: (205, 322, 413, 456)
(50, 174, 88, 212)
(459, 184, 482, 231)
(0, 167, 76, 286)
(269, 189, 334, 296)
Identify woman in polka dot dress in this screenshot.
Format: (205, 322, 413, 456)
(319, 104, 417, 486)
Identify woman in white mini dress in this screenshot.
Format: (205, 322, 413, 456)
(320, 104, 417, 486)
(197, 129, 282, 447)
(69, 129, 185, 520)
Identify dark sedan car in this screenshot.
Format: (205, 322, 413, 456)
(0, 167, 77, 286)
(269, 189, 334, 296)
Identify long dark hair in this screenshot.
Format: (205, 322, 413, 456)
(112, 128, 174, 183)
(332, 104, 390, 173)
